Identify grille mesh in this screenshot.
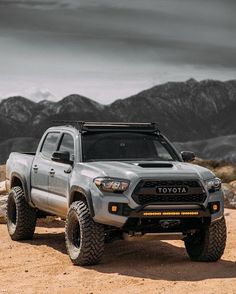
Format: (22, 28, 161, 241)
(137, 194, 206, 205)
(132, 180, 206, 205)
(142, 180, 201, 188)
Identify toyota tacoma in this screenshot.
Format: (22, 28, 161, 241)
(5, 122, 227, 265)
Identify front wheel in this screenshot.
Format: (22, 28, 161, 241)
(185, 217, 227, 262)
(65, 201, 104, 266)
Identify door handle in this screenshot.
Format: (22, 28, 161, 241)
(33, 165, 38, 172)
(49, 169, 55, 176)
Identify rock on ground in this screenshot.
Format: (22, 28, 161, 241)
(222, 183, 236, 209)
(0, 181, 7, 223)
(0, 194, 7, 224)
(0, 181, 6, 194)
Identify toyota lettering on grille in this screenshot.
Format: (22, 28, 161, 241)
(156, 187, 188, 194)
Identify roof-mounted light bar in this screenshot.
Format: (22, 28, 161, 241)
(52, 121, 160, 133)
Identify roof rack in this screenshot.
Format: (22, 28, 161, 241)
(53, 120, 85, 131)
(52, 121, 160, 133)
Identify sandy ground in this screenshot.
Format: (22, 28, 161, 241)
(0, 210, 236, 294)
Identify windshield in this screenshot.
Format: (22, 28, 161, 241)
(82, 132, 179, 162)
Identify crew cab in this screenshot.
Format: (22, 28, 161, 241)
(6, 122, 227, 265)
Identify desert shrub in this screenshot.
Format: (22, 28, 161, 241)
(215, 166, 236, 183)
(194, 159, 236, 183)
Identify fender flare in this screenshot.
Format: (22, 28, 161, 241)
(70, 185, 95, 217)
(10, 172, 34, 207)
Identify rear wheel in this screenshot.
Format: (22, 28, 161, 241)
(185, 217, 227, 262)
(7, 186, 37, 240)
(65, 201, 104, 266)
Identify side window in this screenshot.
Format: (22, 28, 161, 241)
(41, 132, 60, 158)
(58, 133, 75, 161)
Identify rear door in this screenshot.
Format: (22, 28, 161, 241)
(48, 132, 75, 217)
(31, 131, 61, 211)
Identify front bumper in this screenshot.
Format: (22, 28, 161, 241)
(92, 198, 224, 228)
(92, 188, 224, 228)
(108, 203, 213, 218)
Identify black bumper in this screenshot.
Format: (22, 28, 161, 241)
(108, 202, 220, 219)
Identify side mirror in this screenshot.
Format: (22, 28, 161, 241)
(51, 151, 71, 164)
(181, 151, 195, 162)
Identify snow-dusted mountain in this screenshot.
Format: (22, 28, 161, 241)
(24, 88, 57, 102)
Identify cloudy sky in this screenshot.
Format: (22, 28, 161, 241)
(0, 0, 236, 103)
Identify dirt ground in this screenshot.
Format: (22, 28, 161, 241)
(0, 210, 236, 294)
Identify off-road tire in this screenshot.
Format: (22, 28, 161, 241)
(65, 201, 104, 266)
(185, 216, 227, 262)
(7, 186, 37, 240)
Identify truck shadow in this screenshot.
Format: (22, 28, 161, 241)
(94, 240, 236, 281)
(27, 230, 236, 282)
(29, 232, 67, 254)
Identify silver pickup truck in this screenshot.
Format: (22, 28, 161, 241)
(5, 122, 226, 265)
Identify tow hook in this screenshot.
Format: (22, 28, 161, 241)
(160, 219, 181, 229)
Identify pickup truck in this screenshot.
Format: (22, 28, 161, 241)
(5, 122, 226, 266)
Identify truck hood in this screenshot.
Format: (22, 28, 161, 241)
(80, 161, 215, 181)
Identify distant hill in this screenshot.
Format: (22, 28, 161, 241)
(0, 79, 236, 163)
(175, 134, 236, 162)
(0, 137, 39, 164)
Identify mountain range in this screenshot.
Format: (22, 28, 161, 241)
(0, 78, 236, 163)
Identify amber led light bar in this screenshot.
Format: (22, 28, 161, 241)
(142, 211, 199, 216)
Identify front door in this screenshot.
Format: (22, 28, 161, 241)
(48, 132, 75, 217)
(31, 131, 61, 212)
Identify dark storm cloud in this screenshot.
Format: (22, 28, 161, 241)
(1, 1, 236, 67)
(0, 0, 60, 8)
(0, 0, 236, 102)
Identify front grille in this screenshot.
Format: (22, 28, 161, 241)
(142, 180, 200, 188)
(136, 194, 206, 205)
(132, 179, 206, 205)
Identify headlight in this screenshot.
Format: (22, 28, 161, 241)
(94, 177, 130, 193)
(205, 177, 221, 193)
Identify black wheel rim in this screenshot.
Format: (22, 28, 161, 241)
(7, 194, 17, 230)
(68, 212, 81, 249)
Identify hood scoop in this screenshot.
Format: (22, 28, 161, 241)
(134, 162, 173, 168)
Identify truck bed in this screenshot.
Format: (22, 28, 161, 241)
(6, 152, 35, 193)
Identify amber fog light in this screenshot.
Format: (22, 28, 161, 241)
(111, 205, 118, 212)
(210, 202, 220, 213)
(108, 203, 123, 214)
